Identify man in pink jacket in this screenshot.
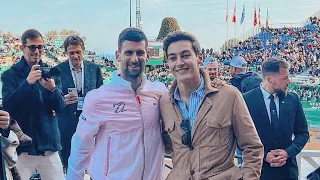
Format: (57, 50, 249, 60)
(66, 28, 167, 180)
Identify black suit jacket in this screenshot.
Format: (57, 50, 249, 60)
(243, 88, 309, 179)
(54, 60, 103, 142)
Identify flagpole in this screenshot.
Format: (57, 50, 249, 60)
(259, 7, 261, 34)
(235, 1, 237, 40)
(227, 0, 229, 51)
(254, 2, 256, 36)
(243, 2, 245, 42)
(243, 19, 245, 41)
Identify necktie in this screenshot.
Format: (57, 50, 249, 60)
(269, 94, 278, 148)
(269, 94, 278, 123)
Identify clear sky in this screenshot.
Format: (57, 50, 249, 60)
(1, 0, 320, 54)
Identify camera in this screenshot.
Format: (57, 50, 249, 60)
(38, 67, 60, 79)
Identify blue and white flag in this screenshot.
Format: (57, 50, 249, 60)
(240, 3, 245, 25)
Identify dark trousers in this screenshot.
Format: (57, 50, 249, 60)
(59, 110, 82, 169)
(60, 140, 71, 169)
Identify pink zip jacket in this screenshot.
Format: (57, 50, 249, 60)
(66, 71, 167, 180)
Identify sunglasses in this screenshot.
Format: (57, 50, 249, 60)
(24, 45, 44, 52)
(180, 119, 193, 150)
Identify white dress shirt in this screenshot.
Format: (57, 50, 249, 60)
(260, 85, 280, 123)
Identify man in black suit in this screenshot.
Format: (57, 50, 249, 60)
(243, 57, 309, 180)
(55, 35, 103, 169)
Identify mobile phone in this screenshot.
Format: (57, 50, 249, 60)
(68, 88, 78, 96)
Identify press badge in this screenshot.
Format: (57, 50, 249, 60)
(77, 97, 84, 110)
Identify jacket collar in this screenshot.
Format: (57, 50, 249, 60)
(173, 75, 205, 101)
(12, 56, 46, 77)
(110, 70, 148, 91)
(168, 68, 219, 102)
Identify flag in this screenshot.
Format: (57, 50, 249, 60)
(232, 2, 236, 23)
(266, 9, 269, 28)
(240, 3, 245, 25)
(226, 0, 228, 22)
(258, 7, 261, 26)
(254, 6, 257, 26)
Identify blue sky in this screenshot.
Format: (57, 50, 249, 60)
(1, 0, 320, 54)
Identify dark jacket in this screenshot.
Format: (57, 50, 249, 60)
(1, 56, 66, 155)
(243, 88, 309, 179)
(230, 71, 262, 93)
(54, 60, 103, 166)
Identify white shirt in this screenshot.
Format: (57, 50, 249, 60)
(68, 60, 83, 93)
(260, 85, 280, 123)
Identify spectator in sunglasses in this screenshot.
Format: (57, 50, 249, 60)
(160, 31, 264, 180)
(1, 29, 66, 179)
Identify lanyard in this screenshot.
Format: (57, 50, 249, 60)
(68, 60, 84, 95)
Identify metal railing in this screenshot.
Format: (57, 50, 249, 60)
(297, 150, 320, 180)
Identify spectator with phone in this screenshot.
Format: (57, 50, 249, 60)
(1, 29, 66, 179)
(54, 35, 103, 170)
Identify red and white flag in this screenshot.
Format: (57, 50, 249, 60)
(232, 2, 236, 23)
(254, 6, 257, 26)
(258, 7, 261, 26)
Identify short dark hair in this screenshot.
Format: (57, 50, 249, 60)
(118, 27, 148, 51)
(163, 31, 201, 58)
(63, 35, 85, 52)
(21, 29, 43, 45)
(261, 57, 290, 79)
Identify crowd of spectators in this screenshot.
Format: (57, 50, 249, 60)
(145, 65, 175, 87)
(150, 16, 320, 87)
(0, 36, 21, 67)
(200, 16, 320, 76)
(0, 34, 62, 67)
(290, 84, 320, 102)
(2, 17, 320, 100)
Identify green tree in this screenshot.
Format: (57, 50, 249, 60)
(157, 17, 181, 41)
